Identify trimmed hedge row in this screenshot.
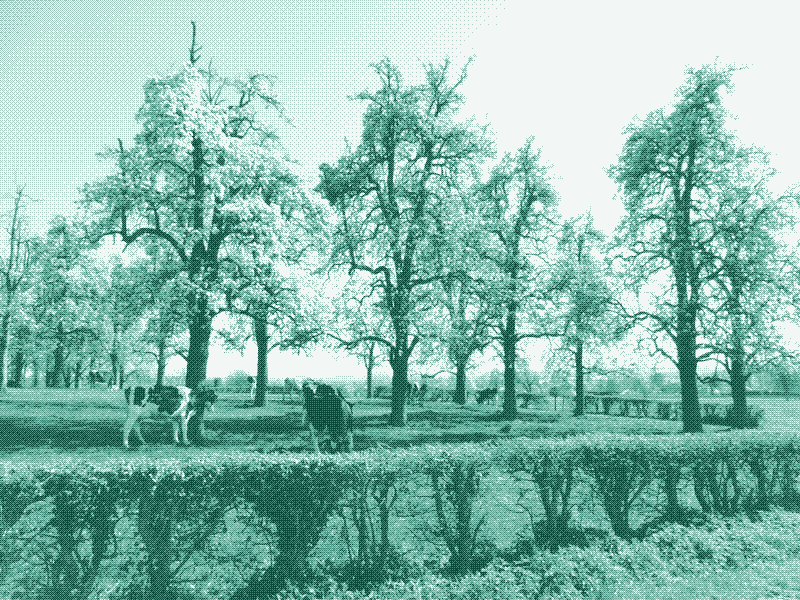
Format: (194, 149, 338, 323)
(0, 432, 798, 598)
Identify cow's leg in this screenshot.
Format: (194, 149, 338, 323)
(171, 418, 181, 444)
(123, 408, 142, 448)
(308, 423, 321, 453)
(133, 420, 146, 446)
(182, 409, 195, 444)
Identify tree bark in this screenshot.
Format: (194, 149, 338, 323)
(185, 292, 212, 390)
(729, 351, 747, 428)
(365, 342, 375, 399)
(454, 356, 467, 405)
(501, 302, 518, 419)
(110, 322, 120, 389)
(389, 338, 409, 426)
(52, 322, 66, 389)
(0, 312, 9, 392)
(11, 350, 24, 388)
(673, 138, 703, 433)
(155, 334, 167, 389)
(574, 338, 584, 416)
(253, 318, 268, 407)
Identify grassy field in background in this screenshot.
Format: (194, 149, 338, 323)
(0, 386, 707, 456)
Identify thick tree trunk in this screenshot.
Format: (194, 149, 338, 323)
(390, 358, 409, 426)
(156, 335, 167, 389)
(11, 350, 24, 388)
(454, 357, 467, 405)
(389, 341, 409, 426)
(676, 313, 702, 432)
(365, 342, 375, 399)
(674, 141, 703, 434)
(574, 338, 584, 417)
(0, 312, 9, 392)
(32, 356, 38, 388)
(110, 322, 120, 389)
(52, 322, 66, 389)
(73, 359, 82, 388)
(185, 293, 212, 390)
(253, 318, 268, 407)
(729, 346, 748, 429)
(501, 305, 518, 420)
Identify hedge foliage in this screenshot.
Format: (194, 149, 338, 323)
(0, 432, 798, 598)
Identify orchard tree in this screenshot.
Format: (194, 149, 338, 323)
(316, 58, 492, 425)
(82, 23, 307, 389)
(701, 145, 800, 427)
(0, 185, 38, 392)
(220, 242, 321, 407)
(438, 269, 495, 405)
(549, 214, 616, 416)
(29, 219, 106, 388)
(329, 274, 393, 400)
(472, 138, 559, 419)
(610, 63, 741, 433)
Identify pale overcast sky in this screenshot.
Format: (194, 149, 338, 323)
(1, 0, 798, 381)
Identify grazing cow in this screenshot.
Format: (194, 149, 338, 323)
(122, 385, 216, 447)
(476, 387, 498, 405)
(301, 381, 354, 453)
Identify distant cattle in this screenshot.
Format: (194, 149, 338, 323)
(301, 381, 354, 453)
(248, 376, 256, 401)
(123, 385, 216, 448)
(476, 387, 498, 405)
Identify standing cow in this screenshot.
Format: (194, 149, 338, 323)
(301, 381, 354, 453)
(123, 385, 216, 447)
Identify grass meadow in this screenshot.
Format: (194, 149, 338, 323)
(1, 387, 799, 599)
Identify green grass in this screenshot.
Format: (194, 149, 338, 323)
(0, 387, 696, 456)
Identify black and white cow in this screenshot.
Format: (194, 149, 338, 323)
(301, 381, 354, 453)
(123, 385, 216, 447)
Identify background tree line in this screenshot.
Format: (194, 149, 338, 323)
(1, 26, 798, 433)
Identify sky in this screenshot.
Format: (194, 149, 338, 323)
(1, 0, 798, 382)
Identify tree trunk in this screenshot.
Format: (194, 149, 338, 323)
(73, 359, 82, 388)
(156, 335, 167, 389)
(501, 304, 518, 420)
(673, 140, 703, 434)
(454, 357, 467, 405)
(32, 356, 39, 388)
(389, 343, 409, 426)
(11, 350, 24, 388)
(729, 353, 747, 428)
(676, 320, 702, 432)
(110, 322, 120, 389)
(0, 312, 9, 393)
(365, 342, 375, 399)
(253, 318, 268, 407)
(53, 322, 66, 389)
(574, 338, 584, 416)
(185, 292, 212, 390)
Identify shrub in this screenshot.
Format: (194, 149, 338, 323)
(225, 370, 253, 393)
